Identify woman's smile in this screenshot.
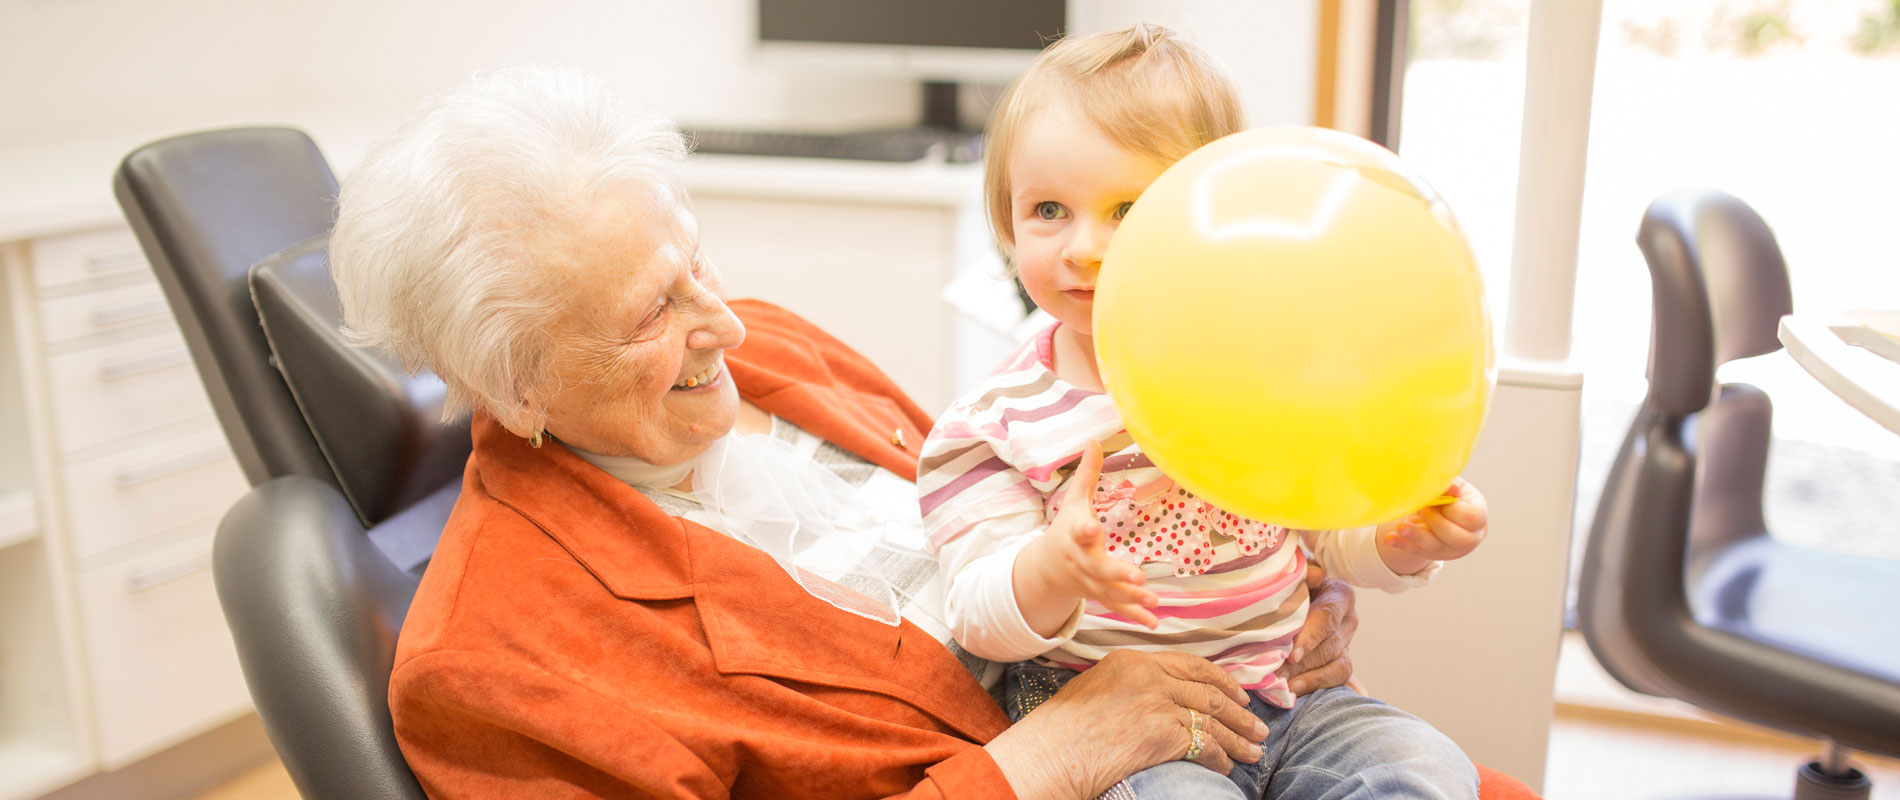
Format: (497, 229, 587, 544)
(672, 358, 725, 391)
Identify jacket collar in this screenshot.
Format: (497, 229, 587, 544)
(470, 415, 697, 599)
(723, 298, 930, 480)
(468, 415, 1002, 740)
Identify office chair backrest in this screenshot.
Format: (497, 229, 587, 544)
(1634, 189, 1794, 573)
(1581, 188, 1792, 697)
(1632, 188, 1794, 416)
(115, 128, 340, 488)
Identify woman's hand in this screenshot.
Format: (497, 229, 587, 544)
(1014, 441, 1160, 635)
(1375, 477, 1489, 575)
(985, 651, 1269, 800)
(1279, 563, 1360, 696)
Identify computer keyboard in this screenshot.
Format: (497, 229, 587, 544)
(682, 127, 985, 163)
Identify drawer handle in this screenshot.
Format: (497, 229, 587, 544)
(89, 296, 170, 328)
(126, 550, 212, 593)
(97, 346, 191, 382)
(84, 247, 149, 276)
(113, 443, 228, 489)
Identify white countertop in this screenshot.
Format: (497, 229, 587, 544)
(0, 104, 982, 244)
(1779, 311, 1900, 435)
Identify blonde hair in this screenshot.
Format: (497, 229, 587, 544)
(984, 24, 1247, 263)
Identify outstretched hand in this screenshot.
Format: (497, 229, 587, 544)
(1015, 441, 1160, 634)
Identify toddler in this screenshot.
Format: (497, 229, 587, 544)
(919, 24, 1488, 800)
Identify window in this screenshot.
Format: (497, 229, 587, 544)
(1399, 0, 1900, 616)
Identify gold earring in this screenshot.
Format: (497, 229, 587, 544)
(529, 429, 544, 449)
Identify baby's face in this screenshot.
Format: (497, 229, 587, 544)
(1007, 101, 1169, 338)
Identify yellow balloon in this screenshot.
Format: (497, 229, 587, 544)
(1095, 127, 1493, 530)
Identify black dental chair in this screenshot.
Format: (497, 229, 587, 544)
(115, 127, 469, 800)
(1577, 188, 1900, 799)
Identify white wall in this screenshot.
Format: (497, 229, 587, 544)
(273, 0, 914, 130)
(1072, 0, 1317, 128)
(0, 0, 291, 142)
(1, 1, 1318, 144)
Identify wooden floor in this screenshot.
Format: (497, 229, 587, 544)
(192, 710, 1900, 800)
(1546, 711, 1900, 799)
(191, 760, 293, 800)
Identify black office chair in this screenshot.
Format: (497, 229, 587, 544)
(1577, 188, 1900, 800)
(115, 127, 469, 800)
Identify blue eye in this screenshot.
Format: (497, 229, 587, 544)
(1035, 201, 1065, 221)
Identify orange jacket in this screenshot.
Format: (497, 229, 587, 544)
(390, 299, 1015, 799)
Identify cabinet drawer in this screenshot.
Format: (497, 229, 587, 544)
(30, 227, 150, 293)
(37, 279, 171, 346)
(62, 428, 246, 561)
(75, 529, 252, 768)
(44, 328, 214, 454)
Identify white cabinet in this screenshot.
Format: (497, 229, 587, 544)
(73, 529, 249, 768)
(34, 282, 170, 347)
(0, 541, 90, 800)
(0, 224, 252, 800)
(27, 229, 150, 292)
(61, 428, 244, 562)
(41, 328, 212, 456)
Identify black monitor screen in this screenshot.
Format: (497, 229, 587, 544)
(759, 0, 1065, 51)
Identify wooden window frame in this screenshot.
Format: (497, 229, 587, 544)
(1314, 0, 1408, 149)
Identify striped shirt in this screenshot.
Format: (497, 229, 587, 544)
(919, 323, 1435, 707)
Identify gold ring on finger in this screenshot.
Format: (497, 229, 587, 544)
(1183, 710, 1205, 761)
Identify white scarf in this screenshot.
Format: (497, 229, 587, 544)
(573, 431, 916, 625)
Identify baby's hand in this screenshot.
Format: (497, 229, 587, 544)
(1375, 478, 1489, 573)
(1026, 441, 1160, 629)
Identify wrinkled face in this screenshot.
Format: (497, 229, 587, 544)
(1008, 100, 1170, 337)
(532, 184, 746, 465)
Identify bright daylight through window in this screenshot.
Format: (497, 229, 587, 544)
(1398, 0, 1900, 615)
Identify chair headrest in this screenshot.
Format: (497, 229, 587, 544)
(1635, 189, 1794, 416)
(250, 237, 472, 526)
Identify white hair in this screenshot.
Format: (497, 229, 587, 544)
(329, 65, 686, 435)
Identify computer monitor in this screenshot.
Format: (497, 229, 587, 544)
(756, 0, 1066, 130)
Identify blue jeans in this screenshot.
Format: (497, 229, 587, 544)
(1004, 662, 1478, 800)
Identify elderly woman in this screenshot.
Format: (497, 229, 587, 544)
(329, 67, 1371, 799)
